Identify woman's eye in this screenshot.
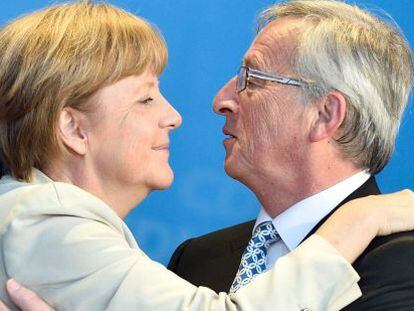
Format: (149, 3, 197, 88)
(138, 97, 154, 105)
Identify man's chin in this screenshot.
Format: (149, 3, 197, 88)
(224, 155, 256, 187)
(224, 159, 241, 181)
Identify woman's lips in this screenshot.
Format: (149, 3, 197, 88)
(152, 144, 169, 151)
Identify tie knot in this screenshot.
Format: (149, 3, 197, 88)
(252, 221, 279, 246)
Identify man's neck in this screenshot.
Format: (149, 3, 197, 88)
(250, 163, 363, 218)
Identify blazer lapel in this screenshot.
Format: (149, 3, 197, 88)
(205, 220, 255, 293)
(230, 221, 255, 251)
(227, 220, 255, 273)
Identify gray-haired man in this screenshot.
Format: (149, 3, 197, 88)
(169, 0, 414, 308)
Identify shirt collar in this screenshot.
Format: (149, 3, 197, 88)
(254, 171, 371, 251)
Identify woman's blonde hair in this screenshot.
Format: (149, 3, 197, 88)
(0, 1, 167, 181)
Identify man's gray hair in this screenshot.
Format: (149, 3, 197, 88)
(259, 0, 413, 174)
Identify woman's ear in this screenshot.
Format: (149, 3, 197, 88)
(57, 107, 87, 155)
(309, 91, 347, 142)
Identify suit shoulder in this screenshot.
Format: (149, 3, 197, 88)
(358, 230, 414, 265)
(344, 231, 414, 309)
(167, 220, 254, 270)
(354, 231, 414, 290)
(190, 219, 255, 244)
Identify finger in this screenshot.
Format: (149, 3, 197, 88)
(401, 189, 414, 200)
(6, 279, 53, 311)
(377, 190, 414, 236)
(0, 299, 10, 311)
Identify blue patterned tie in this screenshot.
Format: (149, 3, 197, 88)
(229, 221, 280, 293)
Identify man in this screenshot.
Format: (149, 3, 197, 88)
(168, 0, 414, 308)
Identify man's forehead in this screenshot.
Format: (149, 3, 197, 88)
(243, 18, 303, 69)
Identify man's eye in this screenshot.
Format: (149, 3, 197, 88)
(247, 77, 267, 89)
(246, 79, 261, 89)
(138, 97, 154, 105)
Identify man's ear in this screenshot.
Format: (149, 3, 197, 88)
(309, 91, 346, 142)
(58, 107, 87, 155)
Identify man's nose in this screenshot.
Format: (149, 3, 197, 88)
(212, 77, 238, 116)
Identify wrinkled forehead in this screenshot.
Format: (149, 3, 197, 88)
(243, 18, 304, 73)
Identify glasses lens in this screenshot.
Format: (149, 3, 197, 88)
(236, 66, 247, 92)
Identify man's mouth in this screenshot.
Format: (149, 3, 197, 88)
(223, 128, 236, 139)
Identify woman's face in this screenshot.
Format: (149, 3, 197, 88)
(85, 70, 182, 195)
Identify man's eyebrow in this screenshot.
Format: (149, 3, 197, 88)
(243, 56, 261, 69)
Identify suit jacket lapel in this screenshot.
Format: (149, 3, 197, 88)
(230, 220, 255, 251)
(227, 220, 255, 277)
(208, 220, 255, 292)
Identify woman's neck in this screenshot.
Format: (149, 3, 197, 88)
(43, 161, 148, 218)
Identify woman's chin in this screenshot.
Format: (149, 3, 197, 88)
(149, 171, 174, 190)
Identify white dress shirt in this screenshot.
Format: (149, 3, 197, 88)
(254, 171, 371, 269)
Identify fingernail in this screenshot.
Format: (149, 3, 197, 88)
(7, 279, 20, 292)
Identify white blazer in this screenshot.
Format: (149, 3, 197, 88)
(0, 170, 361, 310)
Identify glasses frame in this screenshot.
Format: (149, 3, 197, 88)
(236, 65, 305, 93)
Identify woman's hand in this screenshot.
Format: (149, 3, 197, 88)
(317, 189, 414, 263)
(0, 279, 53, 311)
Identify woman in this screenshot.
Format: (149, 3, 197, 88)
(0, 2, 413, 310)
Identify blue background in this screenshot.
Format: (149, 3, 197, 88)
(1, 0, 413, 265)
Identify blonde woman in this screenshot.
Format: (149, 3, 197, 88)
(0, 2, 413, 310)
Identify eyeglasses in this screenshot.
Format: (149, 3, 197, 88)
(236, 65, 305, 93)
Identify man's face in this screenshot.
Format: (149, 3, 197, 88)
(213, 18, 314, 188)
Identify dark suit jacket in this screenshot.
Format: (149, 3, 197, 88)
(168, 177, 414, 310)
